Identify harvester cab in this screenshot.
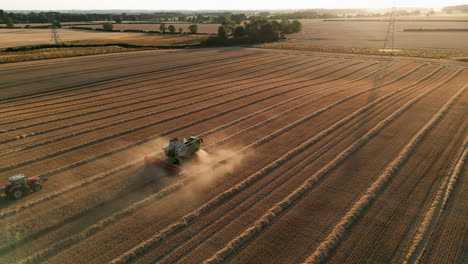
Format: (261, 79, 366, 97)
(145, 136, 203, 176)
(1, 174, 48, 200)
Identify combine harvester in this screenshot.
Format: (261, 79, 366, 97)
(0, 174, 48, 199)
(144, 136, 204, 176)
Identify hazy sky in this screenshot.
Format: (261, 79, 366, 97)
(3, 0, 466, 10)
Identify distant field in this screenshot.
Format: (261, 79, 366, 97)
(68, 23, 220, 34)
(0, 22, 97, 28)
(283, 18, 468, 51)
(0, 28, 147, 48)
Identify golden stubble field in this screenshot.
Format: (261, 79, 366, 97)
(281, 18, 468, 51)
(0, 47, 466, 264)
(0, 28, 149, 48)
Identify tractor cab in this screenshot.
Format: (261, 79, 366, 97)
(8, 174, 27, 185)
(1, 174, 47, 200)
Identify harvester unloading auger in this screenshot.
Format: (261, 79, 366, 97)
(144, 136, 204, 176)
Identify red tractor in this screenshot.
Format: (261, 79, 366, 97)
(0, 174, 47, 200)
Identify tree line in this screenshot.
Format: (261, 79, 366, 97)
(204, 18, 302, 46)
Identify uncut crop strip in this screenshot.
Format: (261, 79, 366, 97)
(304, 83, 466, 264)
(18, 63, 432, 264)
(203, 69, 463, 264)
(1, 59, 382, 158)
(0, 56, 340, 141)
(403, 139, 468, 264)
(0, 53, 287, 117)
(147, 67, 447, 264)
(105, 65, 447, 264)
(0, 61, 366, 172)
(0, 61, 398, 221)
(0, 50, 261, 105)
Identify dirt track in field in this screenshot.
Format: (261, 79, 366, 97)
(0, 47, 466, 264)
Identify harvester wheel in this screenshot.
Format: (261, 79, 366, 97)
(32, 183, 42, 192)
(8, 187, 25, 200)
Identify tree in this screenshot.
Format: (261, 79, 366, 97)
(102, 22, 113, 31)
(5, 17, 14, 28)
(179, 27, 183, 34)
(168, 24, 176, 33)
(188, 24, 198, 34)
(159, 23, 167, 33)
(233, 26, 246, 37)
(290, 20, 302, 33)
(218, 25, 228, 39)
(230, 14, 247, 24)
(115, 17, 122, 24)
(0, 9, 5, 24)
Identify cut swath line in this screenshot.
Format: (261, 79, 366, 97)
(403, 138, 468, 264)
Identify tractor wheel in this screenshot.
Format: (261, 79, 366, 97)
(7, 187, 25, 200)
(32, 183, 42, 192)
